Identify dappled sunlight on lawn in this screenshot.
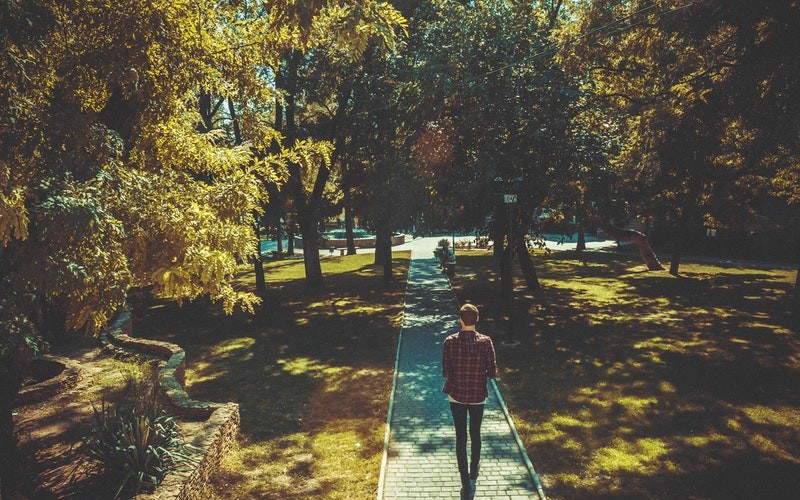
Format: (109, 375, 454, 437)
(278, 356, 348, 377)
(591, 437, 676, 474)
(132, 252, 409, 499)
(187, 337, 257, 384)
(450, 251, 800, 499)
(633, 336, 728, 361)
(211, 336, 256, 355)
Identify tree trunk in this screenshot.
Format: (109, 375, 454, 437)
(669, 224, 684, 277)
(98, 88, 139, 146)
(545, 0, 565, 32)
(516, 237, 541, 292)
(227, 97, 241, 145)
(0, 357, 26, 496)
(493, 203, 505, 259)
(374, 233, 385, 267)
(668, 204, 699, 277)
(495, 201, 512, 296)
(383, 254, 392, 282)
(500, 241, 511, 298)
(275, 213, 284, 254)
(228, 97, 266, 289)
(287, 222, 295, 255)
(602, 224, 664, 271)
(283, 51, 324, 286)
(299, 215, 324, 287)
(344, 180, 357, 255)
(376, 224, 393, 282)
(198, 93, 225, 133)
(253, 220, 266, 292)
(792, 263, 799, 327)
(576, 220, 586, 252)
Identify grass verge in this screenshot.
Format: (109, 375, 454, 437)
(449, 249, 799, 499)
(132, 253, 409, 499)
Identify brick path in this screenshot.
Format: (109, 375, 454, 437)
(378, 250, 545, 499)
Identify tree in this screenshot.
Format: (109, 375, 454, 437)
(0, 0, 301, 491)
(563, 0, 800, 275)
(401, 0, 591, 292)
(267, 2, 407, 287)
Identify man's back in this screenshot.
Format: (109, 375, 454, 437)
(442, 330, 497, 404)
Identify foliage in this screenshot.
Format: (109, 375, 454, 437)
(1, 0, 277, 342)
(80, 357, 196, 498)
(214, 0, 408, 285)
(561, 0, 800, 263)
(399, 0, 593, 236)
(83, 399, 198, 498)
(326, 44, 421, 250)
(0, 0, 410, 339)
(1, 0, 409, 487)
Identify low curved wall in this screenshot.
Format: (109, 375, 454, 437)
(295, 233, 406, 249)
(14, 355, 84, 407)
(100, 312, 240, 500)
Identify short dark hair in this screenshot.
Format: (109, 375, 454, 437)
(459, 303, 479, 326)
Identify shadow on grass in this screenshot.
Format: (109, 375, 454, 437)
(450, 251, 800, 499)
(132, 253, 410, 499)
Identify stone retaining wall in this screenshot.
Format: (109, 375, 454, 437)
(136, 402, 240, 500)
(101, 311, 240, 500)
(14, 355, 84, 407)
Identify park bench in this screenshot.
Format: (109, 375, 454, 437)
(444, 253, 456, 276)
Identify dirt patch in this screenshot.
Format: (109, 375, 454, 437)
(15, 345, 117, 498)
(13, 339, 206, 499)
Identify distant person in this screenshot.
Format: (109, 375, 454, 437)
(442, 303, 498, 497)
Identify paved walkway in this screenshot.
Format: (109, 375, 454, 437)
(378, 248, 545, 499)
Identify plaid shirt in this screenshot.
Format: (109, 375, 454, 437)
(442, 330, 497, 404)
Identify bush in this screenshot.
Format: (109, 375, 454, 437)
(119, 358, 160, 412)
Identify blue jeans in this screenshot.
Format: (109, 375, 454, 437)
(449, 402, 485, 486)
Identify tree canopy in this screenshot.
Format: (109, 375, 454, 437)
(0, 0, 406, 492)
(559, 0, 800, 271)
(2, 0, 798, 494)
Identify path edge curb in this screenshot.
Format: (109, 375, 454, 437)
(376, 252, 412, 499)
(376, 325, 403, 500)
(490, 379, 547, 500)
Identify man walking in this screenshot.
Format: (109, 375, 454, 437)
(442, 303, 498, 497)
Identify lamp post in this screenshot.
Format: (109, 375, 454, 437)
(495, 176, 522, 345)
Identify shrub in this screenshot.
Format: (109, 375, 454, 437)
(119, 358, 160, 413)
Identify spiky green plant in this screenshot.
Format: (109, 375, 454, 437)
(83, 400, 199, 498)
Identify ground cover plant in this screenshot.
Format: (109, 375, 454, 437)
(450, 250, 799, 499)
(132, 253, 410, 499)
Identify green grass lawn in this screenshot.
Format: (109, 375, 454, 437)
(130, 248, 798, 499)
(449, 250, 800, 499)
(132, 253, 409, 499)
